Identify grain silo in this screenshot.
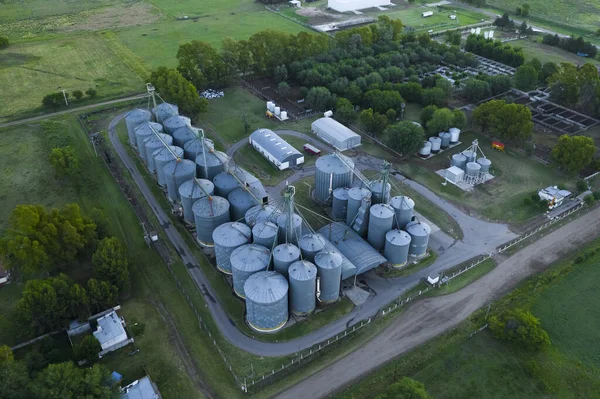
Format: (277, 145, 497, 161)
(135, 122, 163, 159)
(183, 137, 213, 161)
(195, 151, 226, 180)
(163, 159, 196, 202)
(231, 244, 270, 298)
(406, 221, 431, 257)
(451, 153, 467, 170)
(384, 229, 412, 267)
(244, 271, 289, 333)
(193, 196, 230, 246)
(439, 132, 452, 148)
(288, 260, 317, 316)
(314, 251, 342, 303)
(163, 115, 191, 135)
(276, 212, 303, 245)
(273, 243, 301, 277)
(346, 187, 371, 226)
(179, 179, 214, 224)
(428, 136, 442, 154)
(449, 127, 461, 144)
(389, 196, 415, 230)
(477, 158, 491, 174)
(367, 204, 395, 250)
(245, 204, 281, 227)
(466, 162, 481, 177)
(125, 109, 151, 147)
(172, 126, 199, 148)
(418, 141, 432, 158)
(228, 187, 260, 222)
(143, 133, 173, 171)
(152, 102, 178, 123)
(213, 222, 251, 274)
(462, 150, 476, 163)
(332, 187, 349, 221)
(153, 145, 184, 187)
(298, 233, 326, 262)
(213, 171, 241, 198)
(252, 221, 278, 249)
(370, 180, 391, 205)
(314, 154, 354, 203)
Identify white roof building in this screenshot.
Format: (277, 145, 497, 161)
(93, 311, 128, 351)
(249, 129, 304, 170)
(539, 186, 571, 209)
(328, 0, 392, 12)
(444, 166, 465, 184)
(311, 117, 361, 151)
(121, 376, 162, 399)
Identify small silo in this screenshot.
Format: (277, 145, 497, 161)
(153, 146, 184, 187)
(252, 221, 278, 249)
(466, 162, 481, 178)
(346, 187, 371, 226)
(429, 136, 442, 154)
(228, 187, 260, 222)
(276, 212, 303, 245)
(152, 102, 178, 123)
(451, 153, 467, 170)
(418, 141, 432, 158)
(144, 133, 173, 171)
(179, 179, 214, 224)
(273, 243, 301, 277)
(173, 126, 199, 148)
(406, 221, 431, 257)
(298, 233, 326, 262)
(135, 122, 163, 159)
(477, 158, 491, 174)
(314, 154, 354, 203)
(288, 260, 317, 316)
(195, 151, 226, 180)
(440, 132, 452, 148)
(462, 150, 476, 163)
(163, 115, 191, 135)
(183, 137, 213, 161)
(314, 250, 343, 303)
(164, 159, 196, 202)
(370, 180, 391, 205)
(213, 171, 241, 198)
(367, 204, 395, 250)
(384, 230, 412, 267)
(449, 127, 461, 144)
(231, 244, 270, 298)
(389, 196, 415, 230)
(193, 196, 230, 246)
(332, 187, 349, 220)
(245, 204, 281, 227)
(125, 108, 152, 147)
(213, 222, 251, 274)
(244, 271, 289, 333)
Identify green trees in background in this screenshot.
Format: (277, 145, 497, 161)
(489, 309, 551, 351)
(306, 86, 336, 111)
(551, 135, 597, 173)
(375, 377, 432, 399)
(386, 121, 425, 155)
(335, 98, 355, 125)
(472, 100, 533, 142)
(149, 67, 208, 118)
(548, 63, 600, 117)
(92, 237, 130, 292)
(33, 362, 119, 399)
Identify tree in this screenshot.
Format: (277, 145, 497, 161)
(375, 377, 432, 399)
(92, 237, 130, 292)
(85, 88, 97, 98)
(72, 90, 83, 101)
(584, 194, 596, 206)
(462, 78, 492, 102)
(386, 121, 425, 155)
(493, 102, 533, 141)
(32, 362, 119, 399)
(521, 3, 530, 16)
(176, 40, 230, 88)
(75, 335, 101, 364)
(274, 65, 288, 83)
(398, 82, 423, 103)
(420, 105, 438, 127)
(426, 108, 454, 134)
(518, 21, 529, 35)
(278, 81, 291, 99)
(472, 100, 504, 132)
(452, 109, 467, 129)
(68, 283, 90, 321)
(335, 97, 355, 124)
(49, 146, 80, 179)
(0, 360, 33, 399)
(445, 30, 462, 46)
(149, 67, 208, 118)
(489, 309, 551, 351)
(513, 64, 539, 91)
(0, 36, 8, 49)
(551, 135, 597, 173)
(421, 88, 447, 107)
(87, 279, 119, 313)
(0, 345, 13, 363)
(306, 86, 335, 111)
(42, 93, 67, 108)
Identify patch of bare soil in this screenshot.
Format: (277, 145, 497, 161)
(296, 6, 340, 25)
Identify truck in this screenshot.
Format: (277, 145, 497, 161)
(303, 143, 321, 155)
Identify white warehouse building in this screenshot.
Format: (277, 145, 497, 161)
(249, 129, 304, 170)
(328, 0, 392, 12)
(311, 117, 361, 151)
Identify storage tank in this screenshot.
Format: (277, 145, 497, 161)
(466, 162, 481, 177)
(332, 187, 349, 220)
(266, 101, 275, 112)
(231, 244, 270, 298)
(273, 243, 300, 277)
(252, 221, 278, 249)
(193, 196, 230, 246)
(389, 196, 415, 230)
(367, 204, 395, 250)
(213, 172, 241, 198)
(439, 132, 452, 148)
(451, 153, 467, 170)
(370, 180, 391, 205)
(144, 133, 173, 171)
(477, 158, 491, 174)
(274, 106, 281, 116)
(244, 271, 289, 333)
(298, 233, 326, 262)
(418, 141, 432, 158)
(449, 127, 461, 144)
(462, 150, 476, 163)
(245, 204, 281, 227)
(163, 115, 191, 135)
(228, 187, 260, 222)
(195, 151, 226, 180)
(384, 230, 412, 267)
(153, 145, 184, 187)
(406, 221, 431, 257)
(288, 260, 317, 316)
(152, 102, 178, 123)
(213, 222, 251, 274)
(125, 109, 151, 147)
(314, 250, 342, 303)
(183, 137, 213, 161)
(315, 154, 354, 203)
(276, 213, 303, 245)
(135, 122, 163, 159)
(173, 126, 199, 148)
(346, 187, 371, 226)
(281, 111, 288, 120)
(179, 179, 214, 224)
(428, 136, 442, 154)
(164, 159, 196, 202)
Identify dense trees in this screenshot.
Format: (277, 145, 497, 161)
(306, 87, 336, 111)
(335, 98, 355, 124)
(462, 78, 492, 102)
(551, 135, 597, 173)
(420, 106, 466, 134)
(360, 108, 389, 135)
(177, 41, 230, 89)
(513, 64, 539, 91)
(49, 146, 80, 179)
(489, 309, 551, 351)
(445, 30, 462, 46)
(149, 67, 207, 118)
(472, 100, 533, 142)
(465, 34, 525, 67)
(33, 362, 120, 399)
(87, 279, 119, 313)
(386, 121, 425, 155)
(75, 335, 101, 363)
(548, 63, 600, 117)
(493, 13, 515, 31)
(92, 237, 130, 292)
(542, 34, 597, 58)
(375, 377, 432, 399)
(72, 90, 83, 100)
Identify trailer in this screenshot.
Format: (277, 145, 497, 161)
(422, 11, 433, 18)
(303, 143, 321, 155)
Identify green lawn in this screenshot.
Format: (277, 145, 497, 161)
(0, 0, 123, 23)
(377, 6, 489, 32)
(511, 37, 600, 66)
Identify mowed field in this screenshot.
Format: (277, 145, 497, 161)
(511, 37, 600, 66)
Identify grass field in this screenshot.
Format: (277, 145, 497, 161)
(512, 37, 600, 66)
(380, 6, 489, 32)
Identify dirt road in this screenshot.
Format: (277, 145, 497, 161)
(275, 205, 600, 399)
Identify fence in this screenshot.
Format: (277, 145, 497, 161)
(442, 254, 494, 283)
(584, 171, 600, 181)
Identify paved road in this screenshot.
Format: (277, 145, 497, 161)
(275, 204, 600, 399)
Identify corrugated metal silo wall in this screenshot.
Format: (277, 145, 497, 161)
(246, 294, 288, 332)
(289, 266, 317, 315)
(194, 203, 230, 245)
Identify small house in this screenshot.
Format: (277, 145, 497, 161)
(121, 376, 162, 399)
(93, 311, 128, 352)
(538, 186, 572, 209)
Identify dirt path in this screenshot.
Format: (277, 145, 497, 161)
(274, 205, 600, 399)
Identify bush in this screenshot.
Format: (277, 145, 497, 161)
(85, 87, 97, 98)
(593, 190, 600, 200)
(42, 92, 67, 108)
(576, 179, 589, 193)
(75, 335, 101, 363)
(489, 308, 551, 351)
(0, 36, 8, 49)
(72, 90, 84, 100)
(584, 194, 595, 206)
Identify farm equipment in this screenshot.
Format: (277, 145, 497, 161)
(491, 141, 505, 151)
(265, 110, 274, 119)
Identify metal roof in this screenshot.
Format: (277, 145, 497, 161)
(121, 376, 160, 399)
(244, 271, 288, 304)
(312, 117, 360, 144)
(93, 311, 126, 346)
(289, 260, 317, 281)
(250, 129, 302, 163)
(390, 196, 415, 211)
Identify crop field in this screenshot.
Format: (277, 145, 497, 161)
(511, 37, 600, 66)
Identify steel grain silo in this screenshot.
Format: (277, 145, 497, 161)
(244, 271, 289, 333)
(451, 153, 467, 170)
(298, 233, 326, 262)
(144, 133, 173, 171)
(449, 127, 461, 144)
(370, 180, 391, 205)
(135, 122, 163, 159)
(314, 251, 342, 303)
(418, 141, 432, 158)
(231, 244, 270, 298)
(125, 109, 151, 147)
(228, 187, 260, 222)
(276, 213, 303, 245)
(245, 204, 281, 227)
(429, 136, 442, 154)
(332, 187, 349, 220)
(406, 221, 431, 257)
(164, 159, 196, 202)
(183, 137, 213, 161)
(389, 196, 415, 230)
(163, 115, 191, 135)
(477, 158, 491, 174)
(462, 150, 476, 163)
(367, 204, 395, 250)
(273, 243, 300, 277)
(213, 222, 251, 273)
(384, 229, 412, 267)
(195, 151, 226, 180)
(466, 162, 481, 177)
(172, 126, 199, 148)
(193, 196, 230, 246)
(153, 145, 184, 187)
(346, 187, 371, 226)
(314, 154, 354, 203)
(288, 260, 317, 316)
(439, 132, 452, 148)
(252, 221, 278, 249)
(213, 172, 241, 198)
(179, 179, 214, 224)
(152, 102, 178, 123)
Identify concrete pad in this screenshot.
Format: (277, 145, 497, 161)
(345, 286, 371, 306)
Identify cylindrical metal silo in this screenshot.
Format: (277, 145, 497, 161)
(179, 179, 214, 224)
(232, 244, 270, 298)
(298, 233, 326, 263)
(213, 222, 251, 274)
(449, 127, 461, 143)
(152, 102, 178, 123)
(195, 151, 226, 180)
(346, 187, 371, 226)
(164, 159, 196, 202)
(451, 153, 467, 170)
(228, 187, 260, 222)
(144, 133, 173, 171)
(462, 150, 476, 163)
(466, 162, 481, 177)
(252, 221, 278, 249)
(288, 260, 317, 316)
(276, 213, 303, 245)
(193, 196, 230, 246)
(477, 157, 491, 174)
(273, 243, 301, 277)
(429, 136, 442, 154)
(384, 229, 412, 267)
(213, 172, 240, 198)
(135, 122, 163, 159)
(245, 204, 281, 227)
(183, 138, 213, 161)
(153, 146, 184, 187)
(163, 115, 191, 135)
(314, 154, 354, 203)
(125, 109, 151, 147)
(172, 126, 199, 148)
(389, 196, 415, 230)
(440, 132, 451, 148)
(332, 187, 349, 220)
(406, 220, 431, 257)
(370, 180, 391, 205)
(314, 250, 342, 303)
(418, 141, 432, 158)
(367, 204, 395, 250)
(244, 271, 289, 333)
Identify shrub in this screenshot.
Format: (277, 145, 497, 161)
(489, 308, 551, 351)
(0, 36, 9, 49)
(85, 87, 97, 98)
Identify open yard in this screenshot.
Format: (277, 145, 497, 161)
(511, 37, 600, 66)
(380, 6, 489, 32)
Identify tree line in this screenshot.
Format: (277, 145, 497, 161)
(542, 34, 597, 58)
(465, 34, 525, 67)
